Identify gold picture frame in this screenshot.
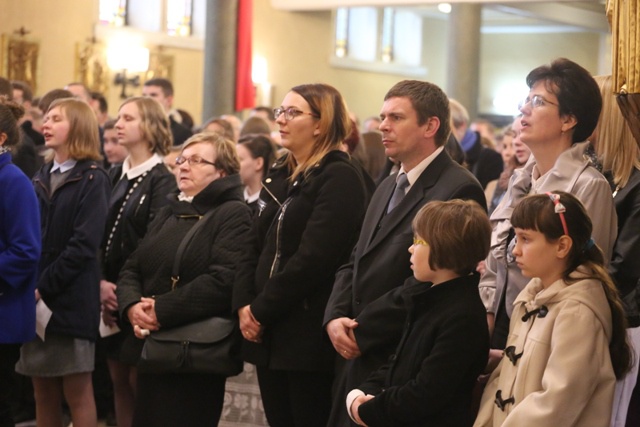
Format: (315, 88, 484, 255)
(145, 50, 174, 82)
(75, 39, 109, 94)
(0, 33, 39, 93)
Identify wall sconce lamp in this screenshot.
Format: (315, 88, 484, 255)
(107, 43, 150, 99)
(252, 55, 273, 107)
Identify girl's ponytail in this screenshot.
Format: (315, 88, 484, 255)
(512, 191, 632, 379)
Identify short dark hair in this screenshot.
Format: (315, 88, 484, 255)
(11, 80, 33, 102)
(238, 133, 277, 179)
(90, 91, 108, 114)
(412, 199, 491, 276)
(144, 78, 174, 97)
(384, 80, 451, 147)
(0, 77, 11, 98)
(526, 58, 602, 143)
(252, 106, 275, 121)
(0, 96, 25, 147)
(240, 116, 271, 137)
(38, 89, 74, 113)
(103, 119, 116, 131)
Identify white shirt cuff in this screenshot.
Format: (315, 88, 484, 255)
(346, 389, 366, 423)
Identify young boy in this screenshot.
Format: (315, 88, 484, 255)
(348, 199, 491, 427)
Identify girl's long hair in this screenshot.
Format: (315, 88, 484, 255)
(511, 191, 632, 379)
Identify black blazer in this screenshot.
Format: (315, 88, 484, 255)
(102, 163, 178, 282)
(357, 274, 489, 427)
(609, 168, 640, 327)
(234, 151, 369, 371)
(170, 116, 193, 146)
(33, 160, 110, 341)
(464, 132, 503, 189)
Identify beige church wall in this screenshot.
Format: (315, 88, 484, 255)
(478, 31, 603, 116)
(0, 0, 98, 95)
(252, 2, 418, 123)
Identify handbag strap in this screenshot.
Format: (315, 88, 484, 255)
(171, 208, 216, 290)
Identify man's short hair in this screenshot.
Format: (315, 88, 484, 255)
(39, 89, 74, 113)
(0, 77, 11, 98)
(144, 78, 174, 97)
(385, 80, 451, 147)
(90, 91, 108, 114)
(11, 80, 33, 102)
(252, 106, 275, 121)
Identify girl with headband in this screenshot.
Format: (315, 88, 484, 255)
(475, 191, 631, 426)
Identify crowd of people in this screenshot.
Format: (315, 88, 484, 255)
(0, 56, 639, 427)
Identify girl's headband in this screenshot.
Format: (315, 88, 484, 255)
(545, 192, 569, 236)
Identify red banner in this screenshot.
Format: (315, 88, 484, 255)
(235, 0, 254, 111)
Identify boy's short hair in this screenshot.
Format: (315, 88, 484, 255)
(412, 200, 491, 276)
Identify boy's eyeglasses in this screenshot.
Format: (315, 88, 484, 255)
(413, 237, 428, 246)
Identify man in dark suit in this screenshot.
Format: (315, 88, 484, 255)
(323, 80, 487, 426)
(142, 78, 193, 146)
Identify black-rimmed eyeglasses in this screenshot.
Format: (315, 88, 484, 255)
(175, 155, 218, 168)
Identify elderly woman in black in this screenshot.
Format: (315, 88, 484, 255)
(116, 132, 253, 427)
(234, 83, 369, 427)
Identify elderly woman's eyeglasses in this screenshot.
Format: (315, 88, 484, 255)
(175, 155, 218, 168)
(273, 107, 319, 121)
(518, 95, 559, 111)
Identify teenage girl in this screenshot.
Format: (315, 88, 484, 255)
(475, 191, 631, 427)
(236, 133, 276, 214)
(100, 96, 177, 427)
(16, 98, 110, 427)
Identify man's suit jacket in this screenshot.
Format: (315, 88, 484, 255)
(170, 116, 193, 146)
(323, 149, 486, 427)
(324, 149, 486, 324)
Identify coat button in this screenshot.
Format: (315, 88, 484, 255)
(355, 299, 361, 305)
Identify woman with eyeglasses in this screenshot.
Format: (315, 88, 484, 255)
(478, 58, 618, 382)
(100, 96, 177, 427)
(233, 83, 369, 427)
(116, 132, 253, 426)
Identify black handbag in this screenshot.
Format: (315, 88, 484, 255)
(137, 209, 243, 376)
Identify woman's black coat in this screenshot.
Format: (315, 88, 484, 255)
(234, 150, 369, 371)
(116, 174, 253, 358)
(33, 160, 110, 341)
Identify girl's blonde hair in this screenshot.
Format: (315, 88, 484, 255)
(284, 83, 351, 181)
(119, 96, 172, 155)
(592, 75, 640, 188)
(48, 98, 102, 161)
(512, 192, 632, 379)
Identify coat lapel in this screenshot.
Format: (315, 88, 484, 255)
(363, 151, 451, 256)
